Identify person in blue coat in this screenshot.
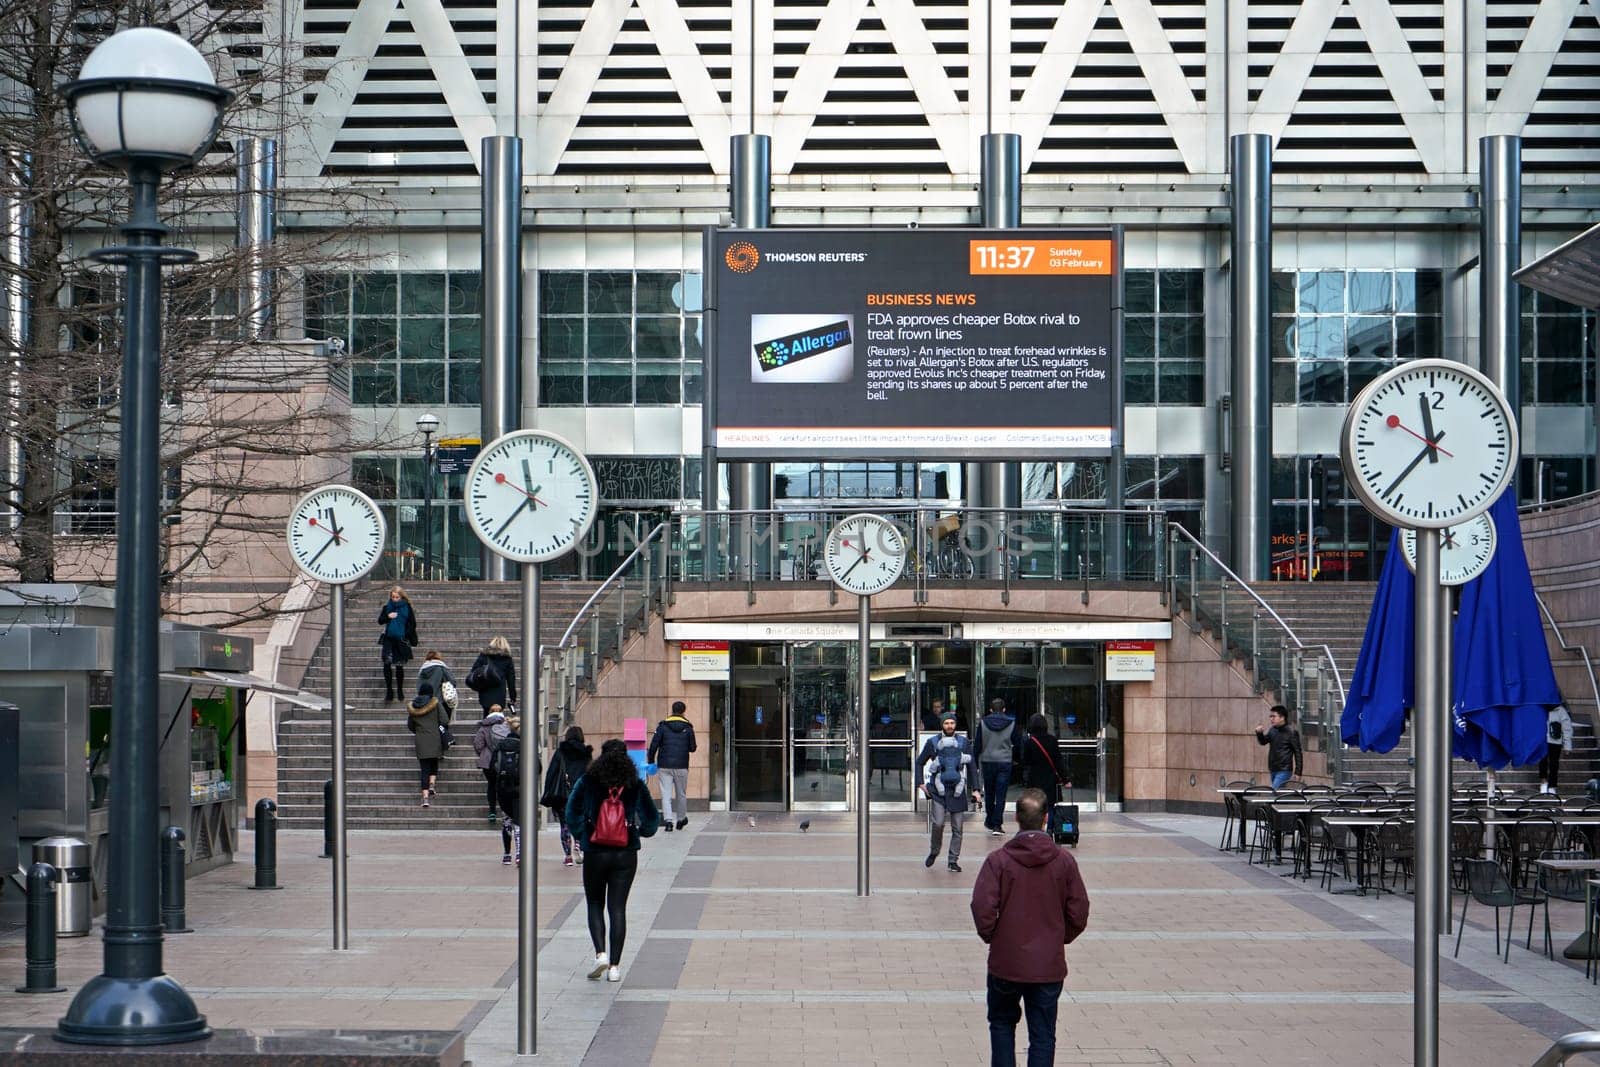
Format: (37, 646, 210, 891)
(377, 586, 418, 702)
(565, 739, 660, 982)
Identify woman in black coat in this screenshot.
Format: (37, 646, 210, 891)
(1018, 711, 1071, 806)
(377, 586, 419, 702)
(466, 635, 518, 713)
(564, 739, 659, 982)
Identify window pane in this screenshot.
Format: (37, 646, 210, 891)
(448, 318, 481, 362)
(448, 272, 481, 315)
(1125, 271, 1155, 315)
(449, 360, 481, 405)
(1299, 271, 1344, 314)
(1124, 316, 1155, 360)
(1060, 460, 1106, 501)
(306, 272, 348, 319)
(1157, 316, 1202, 360)
(1157, 269, 1202, 314)
(587, 272, 633, 315)
(401, 273, 446, 316)
(350, 318, 397, 360)
(1345, 316, 1392, 360)
(587, 362, 632, 404)
(636, 316, 682, 360)
(352, 457, 395, 498)
(683, 361, 703, 404)
(1346, 271, 1392, 315)
(1271, 360, 1295, 403)
(635, 362, 682, 404)
(680, 272, 704, 313)
(353, 360, 397, 405)
(400, 361, 445, 405)
(685, 317, 704, 360)
(1538, 316, 1582, 358)
(1349, 359, 1390, 396)
(1396, 270, 1442, 317)
(1296, 316, 1345, 362)
(1124, 360, 1154, 404)
(1270, 457, 1297, 498)
(539, 317, 583, 361)
(539, 361, 584, 405)
(351, 273, 397, 317)
(1541, 359, 1584, 404)
(540, 272, 585, 315)
(587, 317, 631, 360)
(399, 318, 446, 360)
(1157, 361, 1203, 405)
(636, 272, 682, 314)
(1269, 272, 1295, 316)
(1161, 458, 1203, 500)
(1270, 317, 1295, 361)
(1540, 292, 1584, 317)
(1298, 360, 1344, 404)
(1124, 457, 1157, 499)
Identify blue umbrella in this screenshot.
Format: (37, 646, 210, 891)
(1450, 490, 1558, 770)
(1340, 528, 1414, 753)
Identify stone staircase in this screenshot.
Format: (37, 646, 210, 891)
(275, 579, 604, 830)
(1252, 580, 1599, 795)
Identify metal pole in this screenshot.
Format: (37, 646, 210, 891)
(480, 135, 522, 581)
(857, 594, 871, 896)
(1229, 133, 1272, 580)
(1305, 460, 1315, 582)
(517, 562, 542, 1055)
(1439, 581, 1453, 934)
(3, 151, 29, 532)
(58, 163, 207, 1046)
(728, 134, 772, 581)
(422, 436, 434, 577)
(331, 583, 349, 949)
(1479, 135, 1521, 420)
(1414, 527, 1442, 1067)
(974, 133, 1023, 580)
(235, 136, 276, 340)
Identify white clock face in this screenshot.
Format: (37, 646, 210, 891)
(463, 430, 598, 563)
(287, 485, 387, 585)
(824, 514, 907, 596)
(1400, 513, 1497, 586)
(1341, 359, 1518, 529)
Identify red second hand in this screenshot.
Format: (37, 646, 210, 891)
(1384, 414, 1455, 458)
(307, 516, 343, 544)
(493, 472, 549, 506)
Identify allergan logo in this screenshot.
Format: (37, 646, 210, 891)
(754, 319, 853, 371)
(725, 241, 760, 273)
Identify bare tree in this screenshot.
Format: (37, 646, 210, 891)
(0, 0, 398, 621)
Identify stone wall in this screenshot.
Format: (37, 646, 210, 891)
(1522, 496, 1600, 726)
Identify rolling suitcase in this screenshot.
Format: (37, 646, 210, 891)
(1050, 786, 1079, 848)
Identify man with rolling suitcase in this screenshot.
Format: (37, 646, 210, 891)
(971, 788, 1091, 1067)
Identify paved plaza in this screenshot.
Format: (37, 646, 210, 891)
(4, 810, 1600, 1065)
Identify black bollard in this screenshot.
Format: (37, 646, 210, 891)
(250, 798, 283, 890)
(320, 779, 334, 859)
(160, 826, 193, 932)
(15, 863, 65, 994)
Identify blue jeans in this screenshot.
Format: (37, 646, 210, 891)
(981, 762, 1012, 831)
(1271, 769, 1293, 790)
(986, 974, 1062, 1067)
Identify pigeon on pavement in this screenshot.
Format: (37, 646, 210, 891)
(799, 819, 811, 833)
(747, 816, 757, 828)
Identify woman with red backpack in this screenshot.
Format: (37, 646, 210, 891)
(564, 738, 659, 982)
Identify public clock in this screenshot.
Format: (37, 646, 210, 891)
(1400, 513, 1497, 587)
(824, 513, 907, 597)
(1340, 359, 1517, 529)
(286, 485, 387, 585)
(463, 430, 598, 563)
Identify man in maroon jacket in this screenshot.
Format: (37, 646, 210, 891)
(970, 787, 1091, 1067)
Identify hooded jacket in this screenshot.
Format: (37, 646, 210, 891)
(564, 775, 660, 851)
(553, 737, 595, 786)
(407, 695, 446, 760)
(975, 710, 1020, 766)
(467, 651, 518, 711)
(472, 711, 510, 770)
(647, 715, 697, 769)
(417, 658, 456, 710)
(971, 830, 1091, 984)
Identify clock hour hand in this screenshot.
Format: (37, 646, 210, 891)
(1419, 396, 1439, 464)
(1382, 431, 1447, 498)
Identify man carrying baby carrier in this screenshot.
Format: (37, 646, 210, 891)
(916, 709, 982, 873)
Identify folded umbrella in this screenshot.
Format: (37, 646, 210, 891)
(1340, 528, 1414, 754)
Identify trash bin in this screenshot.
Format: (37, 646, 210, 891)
(32, 837, 92, 937)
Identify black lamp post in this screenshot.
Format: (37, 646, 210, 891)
(416, 412, 439, 576)
(57, 28, 229, 1047)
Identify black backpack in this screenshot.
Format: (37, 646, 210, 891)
(493, 737, 521, 791)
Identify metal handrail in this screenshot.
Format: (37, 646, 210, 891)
(555, 522, 669, 651)
(1536, 591, 1600, 718)
(1531, 1031, 1600, 1066)
(1519, 488, 1600, 516)
(1167, 523, 1347, 701)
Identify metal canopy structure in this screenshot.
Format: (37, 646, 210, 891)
(1513, 220, 1600, 309)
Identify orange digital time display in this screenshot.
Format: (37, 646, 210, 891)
(969, 239, 1113, 276)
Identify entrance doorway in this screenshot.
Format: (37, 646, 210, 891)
(726, 639, 1125, 812)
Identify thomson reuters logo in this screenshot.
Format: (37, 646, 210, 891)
(725, 241, 759, 273)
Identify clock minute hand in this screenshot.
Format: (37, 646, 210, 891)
(1382, 431, 1447, 498)
(304, 533, 337, 569)
(493, 496, 534, 540)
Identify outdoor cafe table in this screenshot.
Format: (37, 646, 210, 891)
(1529, 858, 1600, 961)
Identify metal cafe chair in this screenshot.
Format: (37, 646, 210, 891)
(1241, 786, 1278, 863)
(1450, 813, 1485, 894)
(1455, 857, 1540, 963)
(1251, 792, 1304, 867)
(1499, 814, 1560, 891)
(1219, 779, 1254, 852)
(1374, 816, 1416, 894)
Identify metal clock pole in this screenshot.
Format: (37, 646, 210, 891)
(1414, 526, 1442, 1067)
(518, 560, 541, 1055)
(1439, 580, 1453, 936)
(330, 583, 349, 950)
(857, 592, 871, 896)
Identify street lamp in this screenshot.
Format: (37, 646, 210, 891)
(416, 412, 440, 576)
(57, 28, 229, 1047)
